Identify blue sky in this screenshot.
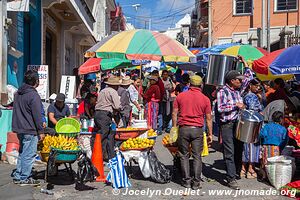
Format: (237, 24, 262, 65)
(117, 0, 195, 31)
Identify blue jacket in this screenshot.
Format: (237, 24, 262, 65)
(259, 122, 288, 149)
(12, 84, 43, 135)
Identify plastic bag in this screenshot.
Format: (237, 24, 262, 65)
(47, 150, 58, 176)
(106, 152, 131, 189)
(148, 151, 172, 183)
(138, 151, 152, 178)
(6, 85, 17, 104)
(77, 152, 99, 184)
(169, 127, 178, 144)
(266, 156, 296, 189)
(201, 132, 209, 157)
(78, 135, 92, 159)
(5, 150, 19, 165)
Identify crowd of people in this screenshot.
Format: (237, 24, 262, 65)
(10, 55, 300, 189)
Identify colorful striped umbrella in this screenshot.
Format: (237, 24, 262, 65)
(251, 47, 297, 81)
(221, 44, 265, 61)
(84, 33, 118, 58)
(269, 45, 300, 75)
(78, 57, 132, 74)
(95, 29, 195, 63)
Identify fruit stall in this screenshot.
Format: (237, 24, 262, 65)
(39, 118, 82, 182)
(116, 127, 158, 177)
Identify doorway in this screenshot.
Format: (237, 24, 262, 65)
(45, 30, 57, 94)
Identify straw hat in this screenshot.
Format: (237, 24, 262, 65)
(121, 76, 133, 86)
(104, 76, 121, 86)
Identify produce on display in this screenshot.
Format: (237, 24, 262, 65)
(147, 129, 157, 137)
(41, 135, 79, 153)
(162, 134, 176, 146)
(121, 137, 155, 150)
(117, 127, 145, 131)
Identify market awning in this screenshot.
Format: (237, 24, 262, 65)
(79, 58, 101, 75)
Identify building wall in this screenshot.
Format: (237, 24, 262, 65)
(7, 1, 42, 88)
(43, 10, 62, 94)
(92, 0, 115, 41)
(212, 0, 300, 44)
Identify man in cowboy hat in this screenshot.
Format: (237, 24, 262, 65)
(94, 76, 121, 160)
(118, 76, 133, 127)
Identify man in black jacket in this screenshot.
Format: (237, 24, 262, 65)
(12, 70, 44, 186)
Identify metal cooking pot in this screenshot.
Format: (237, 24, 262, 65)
(235, 110, 264, 143)
(206, 54, 238, 86)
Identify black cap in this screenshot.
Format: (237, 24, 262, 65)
(225, 70, 244, 83)
(55, 93, 66, 102)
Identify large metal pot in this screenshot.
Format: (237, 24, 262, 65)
(206, 54, 238, 86)
(235, 110, 264, 143)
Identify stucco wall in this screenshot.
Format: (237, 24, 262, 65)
(212, 0, 300, 44)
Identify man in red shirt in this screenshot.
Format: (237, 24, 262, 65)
(172, 75, 213, 190)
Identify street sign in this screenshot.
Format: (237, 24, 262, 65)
(60, 75, 76, 99)
(27, 65, 49, 99)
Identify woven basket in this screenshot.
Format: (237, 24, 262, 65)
(40, 151, 50, 162)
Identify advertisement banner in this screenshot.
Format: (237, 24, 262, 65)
(60, 76, 76, 100)
(27, 65, 48, 99)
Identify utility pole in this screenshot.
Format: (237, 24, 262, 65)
(0, 0, 8, 98)
(261, 0, 266, 48)
(267, 0, 271, 52)
(208, 0, 212, 47)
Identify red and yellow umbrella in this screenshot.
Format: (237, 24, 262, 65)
(95, 29, 195, 63)
(252, 49, 294, 81)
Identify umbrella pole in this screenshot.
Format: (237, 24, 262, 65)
(139, 65, 142, 104)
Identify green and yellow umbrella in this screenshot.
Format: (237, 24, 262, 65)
(95, 29, 195, 63)
(221, 44, 265, 61)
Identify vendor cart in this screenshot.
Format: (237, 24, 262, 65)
(42, 148, 81, 183)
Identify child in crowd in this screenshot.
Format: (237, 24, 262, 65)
(259, 111, 288, 180)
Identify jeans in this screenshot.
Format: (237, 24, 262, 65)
(13, 134, 38, 181)
(221, 121, 244, 181)
(94, 110, 115, 160)
(178, 127, 203, 185)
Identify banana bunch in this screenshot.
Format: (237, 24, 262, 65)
(42, 135, 79, 152)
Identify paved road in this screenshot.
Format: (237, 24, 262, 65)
(0, 136, 293, 200)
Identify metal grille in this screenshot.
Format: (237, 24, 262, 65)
(287, 36, 300, 47)
(277, 0, 297, 11)
(235, 0, 253, 14)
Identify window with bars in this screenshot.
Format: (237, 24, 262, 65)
(275, 0, 298, 11)
(234, 0, 253, 15)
